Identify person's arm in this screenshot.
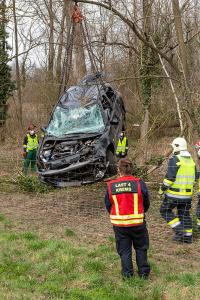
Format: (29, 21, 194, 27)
(105, 189, 112, 213)
(140, 180, 150, 213)
(125, 137, 128, 154)
(195, 166, 198, 181)
(160, 155, 180, 192)
(23, 135, 28, 152)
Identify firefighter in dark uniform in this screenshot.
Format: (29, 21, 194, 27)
(159, 137, 196, 243)
(105, 158, 150, 279)
(116, 131, 128, 160)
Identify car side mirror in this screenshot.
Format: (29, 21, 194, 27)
(110, 116, 119, 125)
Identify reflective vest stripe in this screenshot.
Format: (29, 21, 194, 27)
(111, 219, 144, 225)
(163, 179, 173, 186)
(133, 193, 138, 214)
(173, 181, 195, 185)
(167, 218, 180, 226)
(113, 195, 119, 215)
(176, 175, 195, 179)
(183, 229, 192, 236)
(166, 193, 192, 198)
(110, 213, 144, 219)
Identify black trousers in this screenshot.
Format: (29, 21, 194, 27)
(160, 195, 192, 231)
(196, 196, 200, 220)
(113, 225, 150, 278)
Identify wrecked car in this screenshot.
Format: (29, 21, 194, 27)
(37, 73, 126, 187)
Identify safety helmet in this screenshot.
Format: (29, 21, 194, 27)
(171, 137, 187, 152)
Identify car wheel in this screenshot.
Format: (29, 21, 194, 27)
(106, 150, 117, 175)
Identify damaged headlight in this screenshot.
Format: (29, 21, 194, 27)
(40, 149, 51, 163)
(95, 170, 105, 180)
(43, 150, 51, 158)
(95, 161, 106, 180)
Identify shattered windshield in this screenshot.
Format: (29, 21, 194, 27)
(46, 104, 105, 137)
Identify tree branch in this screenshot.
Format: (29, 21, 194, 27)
(73, 0, 180, 74)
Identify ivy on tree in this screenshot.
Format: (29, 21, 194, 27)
(0, 0, 15, 126)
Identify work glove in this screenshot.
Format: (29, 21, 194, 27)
(158, 187, 164, 195)
(22, 152, 27, 158)
(157, 188, 165, 201)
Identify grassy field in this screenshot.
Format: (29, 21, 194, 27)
(1, 212, 200, 300)
(1, 146, 200, 299)
(1, 180, 200, 300)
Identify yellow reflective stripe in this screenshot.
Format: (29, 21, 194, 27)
(133, 193, 138, 214)
(184, 229, 192, 233)
(176, 175, 195, 179)
(174, 181, 194, 184)
(168, 218, 180, 226)
(113, 195, 119, 216)
(110, 213, 144, 220)
(111, 219, 143, 225)
(163, 179, 173, 185)
(197, 219, 200, 224)
(167, 190, 192, 196)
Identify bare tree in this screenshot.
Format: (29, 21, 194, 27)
(13, 0, 23, 126)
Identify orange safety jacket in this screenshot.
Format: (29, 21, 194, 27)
(107, 176, 144, 227)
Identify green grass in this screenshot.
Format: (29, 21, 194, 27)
(1, 215, 200, 300)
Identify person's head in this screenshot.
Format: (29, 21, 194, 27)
(171, 137, 187, 153)
(28, 124, 36, 135)
(119, 131, 125, 139)
(118, 158, 133, 176)
(195, 141, 200, 159)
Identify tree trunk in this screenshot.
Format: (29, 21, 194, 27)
(13, 0, 23, 127)
(47, 0, 54, 80)
(139, 0, 152, 164)
(172, 0, 189, 83)
(172, 0, 198, 142)
(74, 22, 87, 81)
(56, 6, 66, 83)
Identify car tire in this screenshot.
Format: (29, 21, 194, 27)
(106, 149, 117, 176)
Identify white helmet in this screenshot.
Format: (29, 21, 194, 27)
(171, 137, 187, 152)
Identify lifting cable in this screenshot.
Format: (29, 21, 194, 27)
(60, 1, 100, 95)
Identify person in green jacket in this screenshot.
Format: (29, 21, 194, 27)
(23, 124, 39, 175)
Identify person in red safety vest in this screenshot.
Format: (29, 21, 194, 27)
(105, 158, 150, 279)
